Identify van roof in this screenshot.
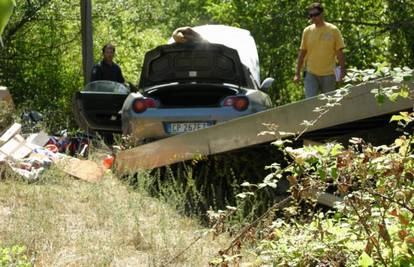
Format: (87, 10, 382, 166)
(168, 25, 261, 85)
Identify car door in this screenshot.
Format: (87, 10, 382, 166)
(73, 81, 129, 133)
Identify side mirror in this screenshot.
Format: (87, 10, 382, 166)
(260, 77, 274, 92)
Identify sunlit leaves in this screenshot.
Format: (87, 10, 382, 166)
(236, 192, 254, 199)
(359, 252, 374, 267)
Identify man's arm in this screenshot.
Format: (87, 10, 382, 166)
(172, 26, 203, 43)
(172, 27, 188, 43)
(336, 48, 345, 81)
(90, 64, 101, 82)
(117, 65, 125, 84)
(294, 49, 307, 83)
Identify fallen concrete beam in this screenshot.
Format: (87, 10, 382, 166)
(115, 80, 414, 174)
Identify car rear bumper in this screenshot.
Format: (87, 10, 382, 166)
(122, 107, 253, 140)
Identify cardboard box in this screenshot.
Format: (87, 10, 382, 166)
(0, 123, 21, 144)
(0, 134, 32, 160)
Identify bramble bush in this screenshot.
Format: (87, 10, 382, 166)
(233, 133, 414, 266)
(207, 66, 414, 266)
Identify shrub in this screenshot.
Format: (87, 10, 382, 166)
(0, 245, 33, 267)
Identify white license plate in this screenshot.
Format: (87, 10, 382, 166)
(167, 122, 213, 134)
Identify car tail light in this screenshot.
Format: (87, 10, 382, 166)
(223, 96, 249, 111)
(132, 98, 156, 113)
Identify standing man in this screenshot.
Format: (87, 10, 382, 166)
(294, 2, 345, 98)
(91, 44, 125, 83)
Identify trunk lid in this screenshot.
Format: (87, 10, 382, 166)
(138, 42, 248, 88)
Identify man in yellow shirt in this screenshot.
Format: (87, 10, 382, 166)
(294, 2, 345, 98)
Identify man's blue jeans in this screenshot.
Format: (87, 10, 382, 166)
(304, 71, 336, 98)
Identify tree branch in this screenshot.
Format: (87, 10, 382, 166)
(3, 0, 53, 42)
(331, 19, 414, 30)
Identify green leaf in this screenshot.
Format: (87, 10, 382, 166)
(358, 252, 374, 267)
(393, 77, 404, 83)
(403, 74, 412, 81)
(0, 0, 15, 37)
(390, 115, 405, 122)
(272, 140, 284, 147)
(318, 168, 326, 180)
(330, 167, 338, 179)
(388, 92, 400, 102)
(376, 94, 385, 104)
(241, 181, 252, 187)
(399, 87, 409, 98)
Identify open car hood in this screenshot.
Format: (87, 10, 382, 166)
(138, 42, 248, 88)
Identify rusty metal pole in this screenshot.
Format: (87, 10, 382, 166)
(80, 0, 93, 85)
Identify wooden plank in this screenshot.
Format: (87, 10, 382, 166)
(57, 157, 103, 183)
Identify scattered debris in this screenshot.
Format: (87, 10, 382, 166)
(0, 134, 33, 160)
(0, 87, 107, 182)
(56, 157, 103, 183)
(26, 131, 50, 147)
(0, 122, 21, 144)
(0, 122, 105, 183)
(21, 110, 43, 124)
(102, 155, 115, 169)
(46, 130, 91, 157)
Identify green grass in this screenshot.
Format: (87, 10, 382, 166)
(0, 166, 229, 266)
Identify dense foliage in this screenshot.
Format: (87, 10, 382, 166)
(227, 121, 414, 266)
(0, 245, 32, 267)
(0, 0, 413, 131)
(204, 68, 414, 266)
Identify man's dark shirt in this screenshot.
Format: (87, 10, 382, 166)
(91, 60, 125, 83)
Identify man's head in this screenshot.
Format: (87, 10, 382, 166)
(307, 2, 324, 23)
(102, 44, 115, 63)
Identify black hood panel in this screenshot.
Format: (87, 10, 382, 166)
(139, 42, 247, 88)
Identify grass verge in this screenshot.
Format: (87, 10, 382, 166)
(0, 166, 229, 266)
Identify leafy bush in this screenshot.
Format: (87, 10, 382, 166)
(0, 245, 32, 267)
(236, 134, 414, 266)
(207, 67, 414, 266)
